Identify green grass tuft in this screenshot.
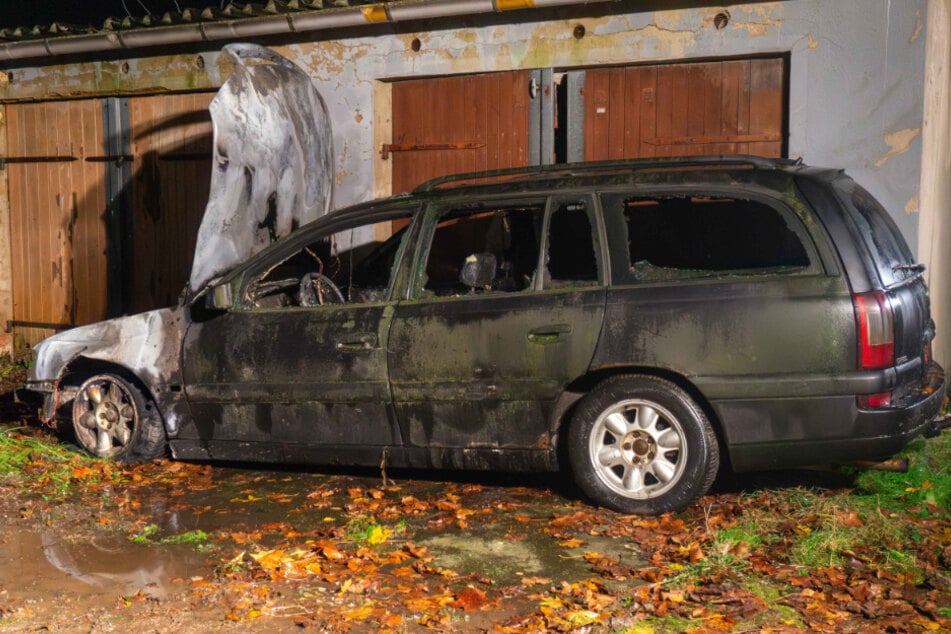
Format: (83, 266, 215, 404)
(853, 431, 951, 516)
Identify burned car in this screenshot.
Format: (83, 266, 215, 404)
(19, 48, 947, 516)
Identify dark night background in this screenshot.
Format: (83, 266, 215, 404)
(0, 1, 227, 30)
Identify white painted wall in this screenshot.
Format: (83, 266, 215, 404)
(267, 1, 929, 260)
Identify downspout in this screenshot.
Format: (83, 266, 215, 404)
(918, 0, 951, 370)
(0, 0, 613, 63)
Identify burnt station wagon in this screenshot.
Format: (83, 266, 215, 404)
(19, 152, 947, 515)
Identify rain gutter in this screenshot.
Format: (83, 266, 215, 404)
(0, 0, 614, 63)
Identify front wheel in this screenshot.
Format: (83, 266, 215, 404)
(568, 375, 719, 515)
(71, 373, 167, 463)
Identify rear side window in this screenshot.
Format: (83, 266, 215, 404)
(833, 179, 915, 287)
(601, 194, 812, 284)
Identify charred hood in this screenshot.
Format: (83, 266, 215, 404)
(189, 43, 334, 292)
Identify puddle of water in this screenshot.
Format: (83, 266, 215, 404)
(0, 529, 209, 603)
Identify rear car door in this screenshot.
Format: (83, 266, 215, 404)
(179, 205, 418, 462)
(388, 195, 606, 466)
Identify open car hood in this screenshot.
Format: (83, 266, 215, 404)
(189, 43, 334, 292)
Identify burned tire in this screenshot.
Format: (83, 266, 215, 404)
(71, 373, 167, 463)
(568, 375, 719, 515)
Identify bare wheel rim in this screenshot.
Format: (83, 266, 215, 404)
(72, 377, 137, 458)
(587, 398, 687, 500)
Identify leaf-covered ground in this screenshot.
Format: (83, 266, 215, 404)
(0, 362, 948, 632)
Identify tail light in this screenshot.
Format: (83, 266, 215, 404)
(853, 291, 894, 370)
(853, 291, 894, 408)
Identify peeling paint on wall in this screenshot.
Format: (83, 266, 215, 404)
(874, 128, 922, 168)
(729, 3, 783, 37)
(911, 10, 923, 42)
(905, 193, 920, 214)
(0, 54, 223, 102)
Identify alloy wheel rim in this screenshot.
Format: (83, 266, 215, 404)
(73, 378, 136, 458)
(587, 398, 687, 500)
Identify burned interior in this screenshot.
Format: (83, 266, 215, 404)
(247, 216, 410, 308)
(422, 199, 599, 297)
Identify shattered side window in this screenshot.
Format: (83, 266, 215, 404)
(544, 199, 599, 288)
(245, 214, 411, 308)
(601, 194, 811, 284)
(422, 204, 545, 297)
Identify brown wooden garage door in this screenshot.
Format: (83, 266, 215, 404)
(584, 57, 786, 160)
(5, 94, 213, 345)
(6, 100, 108, 345)
(390, 71, 531, 193)
(129, 93, 213, 313)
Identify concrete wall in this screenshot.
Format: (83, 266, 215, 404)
(276, 1, 928, 253)
(0, 1, 929, 246)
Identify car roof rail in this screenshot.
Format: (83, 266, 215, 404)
(413, 154, 804, 193)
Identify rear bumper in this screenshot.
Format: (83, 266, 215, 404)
(721, 361, 946, 471)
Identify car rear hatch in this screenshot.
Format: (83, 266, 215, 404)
(833, 178, 940, 406)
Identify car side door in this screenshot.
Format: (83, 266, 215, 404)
(387, 195, 607, 467)
(179, 204, 419, 463)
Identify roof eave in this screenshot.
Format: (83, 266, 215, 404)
(0, 0, 614, 65)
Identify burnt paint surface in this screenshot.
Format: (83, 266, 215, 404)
(388, 288, 605, 449)
(189, 44, 334, 292)
(180, 302, 398, 454)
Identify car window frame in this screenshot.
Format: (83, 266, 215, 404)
(536, 193, 607, 291)
(226, 202, 423, 312)
(598, 185, 826, 287)
(406, 193, 607, 302)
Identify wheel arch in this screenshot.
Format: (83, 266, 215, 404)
(57, 356, 165, 425)
(551, 365, 731, 472)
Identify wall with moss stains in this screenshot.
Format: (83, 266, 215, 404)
(0, 1, 929, 249)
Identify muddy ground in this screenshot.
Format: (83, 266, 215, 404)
(0, 369, 948, 632)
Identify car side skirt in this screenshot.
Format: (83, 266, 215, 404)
(169, 440, 560, 473)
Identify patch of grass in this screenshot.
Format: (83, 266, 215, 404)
(663, 551, 750, 586)
(0, 425, 120, 498)
(161, 530, 209, 545)
(132, 526, 209, 546)
(789, 524, 859, 568)
(619, 616, 694, 634)
(131, 524, 160, 543)
(711, 522, 769, 552)
(853, 431, 951, 516)
(345, 515, 406, 545)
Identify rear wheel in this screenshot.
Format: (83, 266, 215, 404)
(568, 375, 719, 514)
(71, 373, 166, 462)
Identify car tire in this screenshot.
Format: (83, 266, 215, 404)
(71, 373, 167, 463)
(568, 375, 719, 515)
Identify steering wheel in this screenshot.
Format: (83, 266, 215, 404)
(299, 272, 345, 306)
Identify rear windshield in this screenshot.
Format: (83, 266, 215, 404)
(833, 179, 916, 287)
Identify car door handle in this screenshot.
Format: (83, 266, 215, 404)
(527, 324, 572, 344)
(334, 333, 378, 351)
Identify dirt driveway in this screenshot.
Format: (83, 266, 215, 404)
(0, 380, 948, 632)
